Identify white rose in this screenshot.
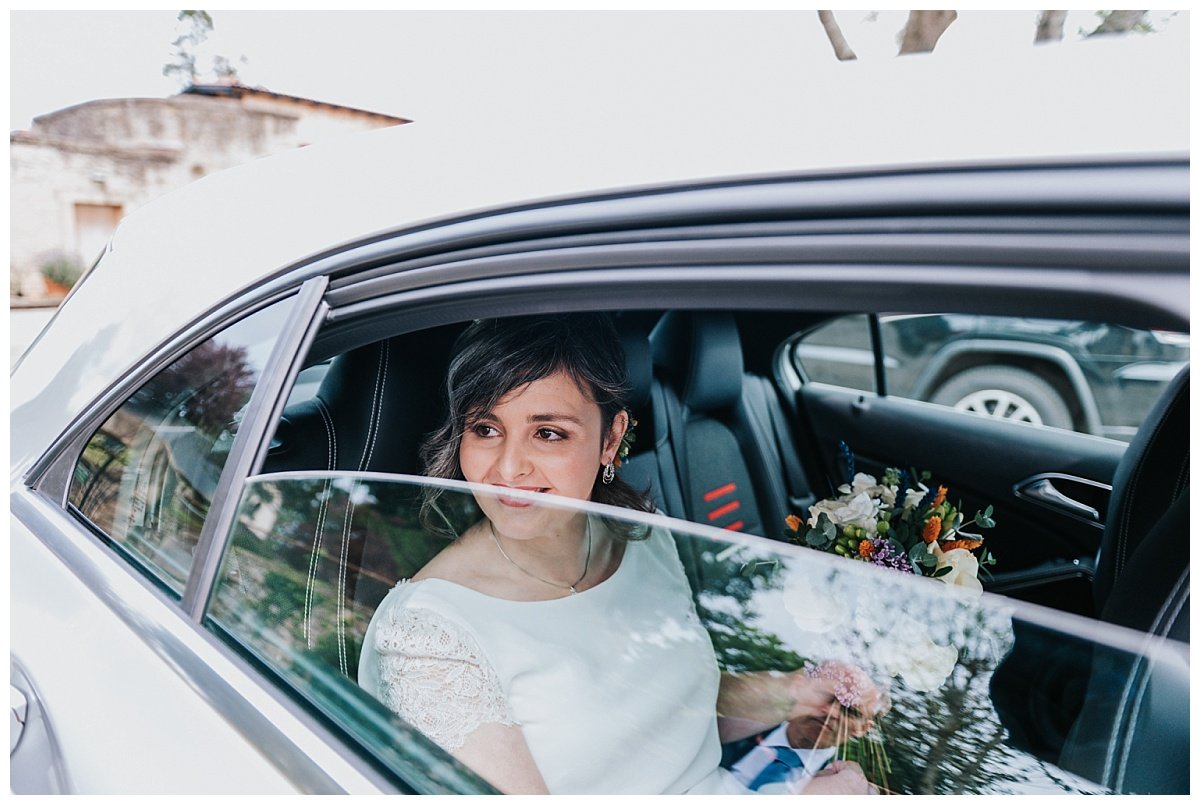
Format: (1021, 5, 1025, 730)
(880, 485, 898, 506)
(874, 615, 959, 692)
(933, 547, 983, 596)
(782, 575, 849, 634)
(808, 499, 844, 527)
(834, 492, 881, 534)
(838, 472, 879, 497)
(904, 483, 930, 510)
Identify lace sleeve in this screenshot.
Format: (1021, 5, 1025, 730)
(371, 604, 518, 751)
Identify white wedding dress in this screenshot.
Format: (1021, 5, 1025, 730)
(358, 521, 748, 795)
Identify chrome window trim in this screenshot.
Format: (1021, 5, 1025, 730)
(182, 276, 330, 619)
(10, 488, 388, 794)
(324, 229, 1188, 310)
(324, 262, 1189, 334)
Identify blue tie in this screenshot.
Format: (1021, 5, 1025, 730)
(747, 745, 805, 791)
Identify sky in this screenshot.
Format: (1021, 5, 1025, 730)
(9, 9, 1188, 133)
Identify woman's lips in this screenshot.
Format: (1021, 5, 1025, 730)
(495, 487, 547, 508)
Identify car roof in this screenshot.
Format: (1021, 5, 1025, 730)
(10, 35, 1188, 476)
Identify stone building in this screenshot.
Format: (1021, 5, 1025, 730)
(10, 84, 408, 298)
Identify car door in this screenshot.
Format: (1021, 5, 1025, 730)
(10, 280, 422, 793)
(781, 195, 1187, 618)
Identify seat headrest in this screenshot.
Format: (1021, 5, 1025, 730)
(651, 311, 743, 412)
(619, 326, 653, 412)
(1094, 363, 1189, 608)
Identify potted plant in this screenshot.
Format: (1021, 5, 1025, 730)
(39, 253, 83, 297)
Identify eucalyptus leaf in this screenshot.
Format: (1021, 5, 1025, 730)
(933, 565, 953, 578)
(805, 530, 832, 549)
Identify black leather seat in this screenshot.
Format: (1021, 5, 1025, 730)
(994, 365, 1189, 791)
(1056, 365, 1189, 793)
(650, 311, 787, 537)
(259, 335, 449, 677)
(614, 321, 680, 515)
(1090, 365, 1189, 633)
(265, 336, 436, 477)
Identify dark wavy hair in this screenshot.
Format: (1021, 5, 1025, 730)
(420, 313, 653, 537)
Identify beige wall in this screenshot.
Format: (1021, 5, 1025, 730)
(11, 91, 403, 298)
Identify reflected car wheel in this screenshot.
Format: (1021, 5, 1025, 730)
(930, 366, 1073, 429)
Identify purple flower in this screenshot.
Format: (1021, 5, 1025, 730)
(868, 538, 913, 573)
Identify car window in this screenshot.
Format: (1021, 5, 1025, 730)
(203, 473, 1186, 794)
(67, 300, 293, 596)
(792, 313, 1189, 442)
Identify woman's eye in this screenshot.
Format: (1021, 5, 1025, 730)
(536, 427, 565, 441)
(472, 424, 499, 437)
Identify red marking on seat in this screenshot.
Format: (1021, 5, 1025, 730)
(725, 520, 745, 532)
(708, 500, 741, 521)
(704, 482, 737, 502)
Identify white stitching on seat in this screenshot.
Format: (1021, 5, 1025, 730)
(358, 341, 387, 472)
(335, 481, 361, 678)
(304, 399, 337, 647)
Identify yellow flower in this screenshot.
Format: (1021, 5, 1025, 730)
(922, 516, 942, 544)
(858, 539, 876, 559)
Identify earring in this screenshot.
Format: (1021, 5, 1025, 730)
(602, 463, 616, 485)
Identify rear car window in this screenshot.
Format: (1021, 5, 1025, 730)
(67, 300, 292, 596)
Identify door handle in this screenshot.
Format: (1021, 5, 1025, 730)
(1015, 477, 1101, 523)
(10, 658, 69, 794)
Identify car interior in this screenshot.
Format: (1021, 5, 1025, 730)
(246, 304, 1187, 793)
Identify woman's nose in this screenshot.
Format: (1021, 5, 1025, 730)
(495, 436, 532, 481)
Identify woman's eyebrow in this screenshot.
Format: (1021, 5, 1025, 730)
(528, 412, 584, 425)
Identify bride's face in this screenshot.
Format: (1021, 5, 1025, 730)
(459, 370, 625, 540)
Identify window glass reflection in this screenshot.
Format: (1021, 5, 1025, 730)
(68, 301, 292, 594)
(206, 475, 1186, 795)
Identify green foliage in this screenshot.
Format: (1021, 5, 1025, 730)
(39, 254, 82, 287)
(805, 512, 836, 549)
(163, 10, 214, 85)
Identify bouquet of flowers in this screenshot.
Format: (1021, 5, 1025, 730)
(784, 445, 996, 593)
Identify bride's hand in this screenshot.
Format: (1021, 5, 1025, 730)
(796, 760, 877, 795)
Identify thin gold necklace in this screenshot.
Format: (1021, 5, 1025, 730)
(489, 518, 592, 596)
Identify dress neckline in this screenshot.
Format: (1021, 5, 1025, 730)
(407, 521, 640, 605)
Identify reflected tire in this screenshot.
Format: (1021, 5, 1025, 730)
(930, 366, 1073, 429)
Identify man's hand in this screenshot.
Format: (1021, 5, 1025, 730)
(798, 759, 878, 795)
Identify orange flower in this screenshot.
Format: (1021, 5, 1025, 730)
(785, 514, 802, 532)
(931, 485, 948, 508)
(858, 539, 876, 559)
(923, 516, 942, 544)
(942, 538, 983, 552)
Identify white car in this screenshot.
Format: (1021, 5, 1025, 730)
(11, 37, 1188, 794)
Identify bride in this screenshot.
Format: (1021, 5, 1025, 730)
(357, 313, 880, 794)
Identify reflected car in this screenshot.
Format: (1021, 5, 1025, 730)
(795, 313, 1189, 440)
(10, 41, 1188, 795)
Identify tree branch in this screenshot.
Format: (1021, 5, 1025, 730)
(898, 10, 958, 55)
(817, 10, 858, 61)
(1088, 10, 1147, 37)
(1035, 10, 1068, 43)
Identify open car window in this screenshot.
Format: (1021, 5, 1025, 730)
(793, 313, 1189, 442)
(203, 473, 1187, 795)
